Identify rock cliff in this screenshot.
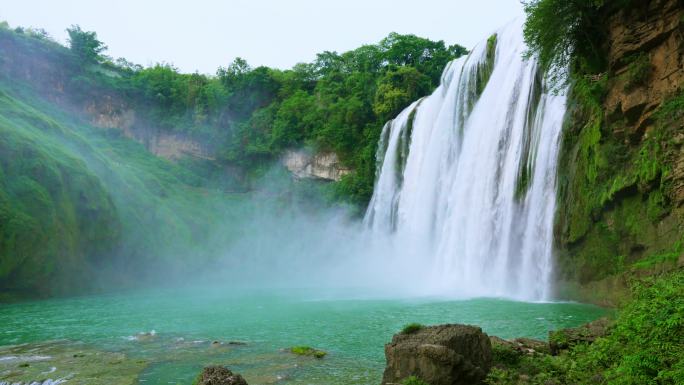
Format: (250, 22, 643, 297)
(282, 149, 351, 182)
(555, 0, 684, 305)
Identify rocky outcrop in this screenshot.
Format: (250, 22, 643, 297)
(382, 324, 492, 385)
(195, 366, 248, 385)
(604, 0, 684, 205)
(555, 0, 684, 304)
(490, 336, 550, 356)
(86, 98, 214, 161)
(549, 317, 612, 355)
(282, 149, 351, 181)
(605, 0, 684, 144)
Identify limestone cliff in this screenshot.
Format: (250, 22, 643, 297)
(85, 97, 214, 160)
(555, 0, 684, 305)
(282, 149, 351, 182)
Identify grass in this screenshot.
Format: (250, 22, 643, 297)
(0, 76, 249, 297)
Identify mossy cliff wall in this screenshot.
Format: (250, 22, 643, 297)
(555, 0, 684, 305)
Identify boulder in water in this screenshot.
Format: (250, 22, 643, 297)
(382, 324, 492, 385)
(195, 366, 248, 385)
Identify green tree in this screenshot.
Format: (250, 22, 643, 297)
(373, 66, 431, 121)
(66, 25, 107, 64)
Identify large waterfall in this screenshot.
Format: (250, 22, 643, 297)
(364, 20, 567, 301)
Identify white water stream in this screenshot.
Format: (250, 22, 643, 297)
(364, 20, 567, 301)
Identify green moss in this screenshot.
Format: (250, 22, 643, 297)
(475, 34, 497, 100)
(289, 346, 327, 358)
(401, 323, 425, 334)
(623, 53, 652, 91)
(401, 375, 430, 385)
(554, 76, 681, 284)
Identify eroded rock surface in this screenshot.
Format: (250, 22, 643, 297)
(382, 324, 492, 385)
(549, 317, 612, 355)
(282, 149, 351, 181)
(195, 366, 248, 385)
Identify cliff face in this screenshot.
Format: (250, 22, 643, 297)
(85, 97, 214, 160)
(555, 0, 684, 305)
(0, 30, 215, 163)
(282, 149, 351, 182)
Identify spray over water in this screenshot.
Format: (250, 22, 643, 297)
(364, 20, 567, 301)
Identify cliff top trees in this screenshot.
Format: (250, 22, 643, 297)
(66, 25, 107, 65)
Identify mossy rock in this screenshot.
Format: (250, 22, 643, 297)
(288, 346, 327, 358)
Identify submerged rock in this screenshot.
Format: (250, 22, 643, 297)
(0, 340, 147, 385)
(549, 317, 611, 355)
(195, 366, 248, 385)
(287, 346, 327, 358)
(382, 324, 492, 385)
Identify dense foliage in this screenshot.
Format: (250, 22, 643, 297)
(0, 68, 247, 298)
(0, 22, 467, 297)
(487, 270, 684, 385)
(1, 23, 466, 206)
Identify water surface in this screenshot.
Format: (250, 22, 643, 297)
(0, 286, 606, 384)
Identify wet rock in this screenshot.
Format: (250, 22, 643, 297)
(134, 330, 157, 342)
(288, 346, 327, 358)
(549, 317, 612, 355)
(195, 366, 248, 385)
(382, 324, 492, 385)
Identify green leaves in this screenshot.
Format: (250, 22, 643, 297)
(66, 25, 107, 65)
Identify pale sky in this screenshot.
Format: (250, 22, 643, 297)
(1, 0, 524, 74)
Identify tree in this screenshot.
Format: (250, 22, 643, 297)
(373, 66, 431, 121)
(66, 25, 107, 64)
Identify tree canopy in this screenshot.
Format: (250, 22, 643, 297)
(66, 25, 107, 64)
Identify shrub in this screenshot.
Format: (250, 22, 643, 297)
(401, 323, 425, 334)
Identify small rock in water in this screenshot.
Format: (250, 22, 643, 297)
(195, 366, 248, 385)
(134, 330, 157, 342)
(228, 341, 247, 346)
(288, 346, 327, 358)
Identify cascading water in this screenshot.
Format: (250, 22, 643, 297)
(364, 20, 567, 301)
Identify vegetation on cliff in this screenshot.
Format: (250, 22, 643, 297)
(0, 22, 466, 205)
(0, 21, 466, 297)
(0, 68, 246, 298)
(487, 270, 684, 385)
(523, 0, 684, 300)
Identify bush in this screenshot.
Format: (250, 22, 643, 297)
(401, 323, 425, 334)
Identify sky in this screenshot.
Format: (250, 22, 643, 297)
(1, 0, 524, 74)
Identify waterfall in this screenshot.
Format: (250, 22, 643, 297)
(364, 20, 567, 301)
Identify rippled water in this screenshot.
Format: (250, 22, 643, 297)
(0, 286, 606, 384)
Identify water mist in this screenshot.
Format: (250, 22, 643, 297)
(364, 20, 567, 301)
